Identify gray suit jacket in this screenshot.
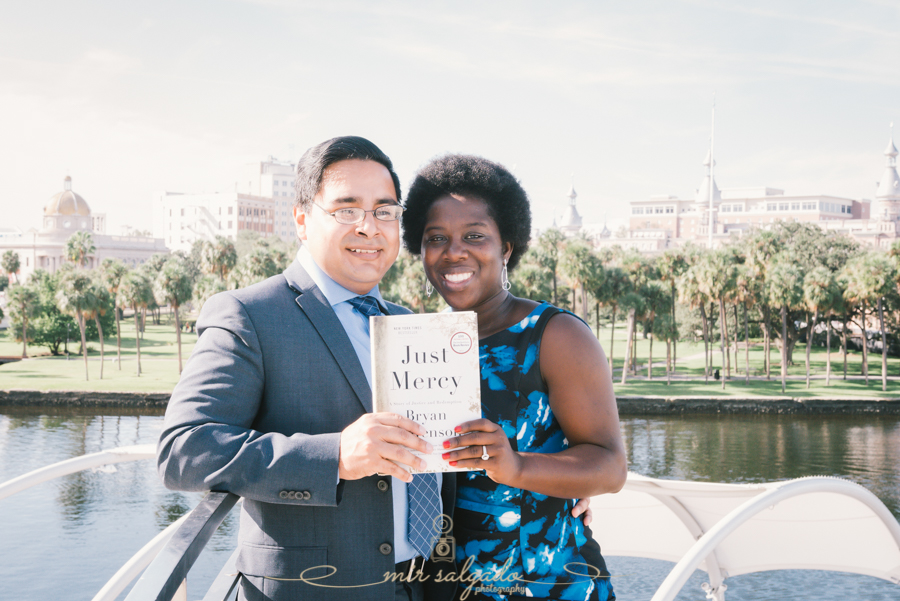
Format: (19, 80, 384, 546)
(157, 261, 457, 601)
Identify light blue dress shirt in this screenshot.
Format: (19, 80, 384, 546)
(296, 247, 440, 562)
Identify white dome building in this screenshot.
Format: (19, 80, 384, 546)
(0, 176, 167, 283)
(40, 176, 101, 233)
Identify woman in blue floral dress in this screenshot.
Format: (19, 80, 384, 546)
(402, 155, 627, 601)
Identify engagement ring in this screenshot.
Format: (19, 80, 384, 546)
(481, 446, 489, 461)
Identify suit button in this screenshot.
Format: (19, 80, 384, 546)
(279, 491, 288, 499)
(379, 543, 392, 556)
(287, 491, 296, 499)
(302, 491, 311, 500)
(377, 480, 389, 492)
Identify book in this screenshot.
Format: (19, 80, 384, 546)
(370, 311, 481, 473)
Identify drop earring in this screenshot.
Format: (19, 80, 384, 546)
(501, 258, 510, 291)
(425, 279, 434, 297)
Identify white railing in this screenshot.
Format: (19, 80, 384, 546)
(0, 444, 155, 500)
(0, 444, 239, 601)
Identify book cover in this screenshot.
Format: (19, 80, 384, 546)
(371, 311, 481, 473)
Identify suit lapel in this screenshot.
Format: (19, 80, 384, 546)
(283, 261, 373, 413)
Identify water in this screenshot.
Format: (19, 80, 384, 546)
(0, 408, 898, 600)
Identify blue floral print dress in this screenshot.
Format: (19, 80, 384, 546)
(453, 302, 614, 601)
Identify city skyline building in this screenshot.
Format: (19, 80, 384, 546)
(153, 158, 299, 253)
(559, 127, 898, 254)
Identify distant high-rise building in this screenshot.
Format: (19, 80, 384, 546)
(153, 158, 299, 252)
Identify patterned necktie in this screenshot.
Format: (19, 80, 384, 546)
(347, 295, 384, 321)
(346, 295, 442, 558)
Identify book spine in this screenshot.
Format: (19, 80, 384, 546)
(370, 315, 389, 413)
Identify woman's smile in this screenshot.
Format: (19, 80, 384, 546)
(443, 271, 474, 286)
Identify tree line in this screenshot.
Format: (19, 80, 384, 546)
(2, 231, 294, 380)
(5, 221, 900, 392)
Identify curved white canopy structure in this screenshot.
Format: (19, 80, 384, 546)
(592, 473, 900, 600)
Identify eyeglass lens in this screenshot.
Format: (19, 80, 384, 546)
(331, 205, 403, 224)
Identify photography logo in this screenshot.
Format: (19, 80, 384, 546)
(430, 514, 455, 562)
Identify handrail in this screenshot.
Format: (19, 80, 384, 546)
(0, 444, 156, 501)
(124, 491, 240, 601)
(201, 548, 241, 601)
(650, 477, 900, 601)
(1, 444, 241, 601)
(91, 514, 190, 601)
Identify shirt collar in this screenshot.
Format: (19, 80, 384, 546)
(296, 246, 385, 308)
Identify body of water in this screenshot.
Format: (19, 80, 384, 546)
(1, 407, 898, 600)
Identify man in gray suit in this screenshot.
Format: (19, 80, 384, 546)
(157, 136, 456, 601)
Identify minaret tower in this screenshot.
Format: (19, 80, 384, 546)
(695, 151, 721, 220)
(875, 123, 900, 221)
(559, 174, 583, 236)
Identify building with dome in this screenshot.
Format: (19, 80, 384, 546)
(0, 176, 167, 283)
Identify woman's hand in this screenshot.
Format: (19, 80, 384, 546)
(441, 418, 522, 486)
(572, 497, 592, 526)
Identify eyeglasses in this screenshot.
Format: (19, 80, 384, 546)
(313, 203, 404, 224)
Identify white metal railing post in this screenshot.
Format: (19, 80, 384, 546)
(650, 477, 900, 601)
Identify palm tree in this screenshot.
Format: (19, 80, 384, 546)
(154, 256, 195, 374)
(853, 253, 894, 391)
(842, 255, 877, 386)
(653, 313, 678, 385)
(765, 260, 804, 394)
(619, 292, 646, 385)
(678, 263, 712, 383)
(835, 269, 853, 382)
(201, 236, 238, 281)
(86, 284, 111, 379)
(533, 228, 565, 305)
(744, 230, 780, 380)
(641, 280, 671, 381)
(56, 270, 97, 380)
(2, 250, 21, 284)
(65, 231, 96, 268)
(732, 264, 760, 385)
(193, 274, 228, 310)
(560, 238, 601, 322)
(231, 247, 280, 288)
(656, 247, 689, 366)
(802, 266, 839, 389)
(7, 284, 38, 358)
(700, 250, 737, 388)
(594, 267, 631, 370)
(583, 259, 607, 338)
(117, 272, 154, 376)
(823, 291, 845, 387)
(99, 258, 129, 370)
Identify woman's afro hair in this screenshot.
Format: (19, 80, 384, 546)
(402, 154, 531, 270)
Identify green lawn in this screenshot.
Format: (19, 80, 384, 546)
(2, 318, 896, 398)
(608, 324, 900, 398)
(0, 318, 196, 392)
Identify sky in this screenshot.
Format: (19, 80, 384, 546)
(2, 0, 899, 236)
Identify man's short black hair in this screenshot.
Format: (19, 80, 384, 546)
(294, 136, 402, 211)
(402, 154, 531, 270)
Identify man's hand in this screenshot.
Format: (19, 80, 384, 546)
(339, 413, 433, 483)
(571, 497, 592, 526)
